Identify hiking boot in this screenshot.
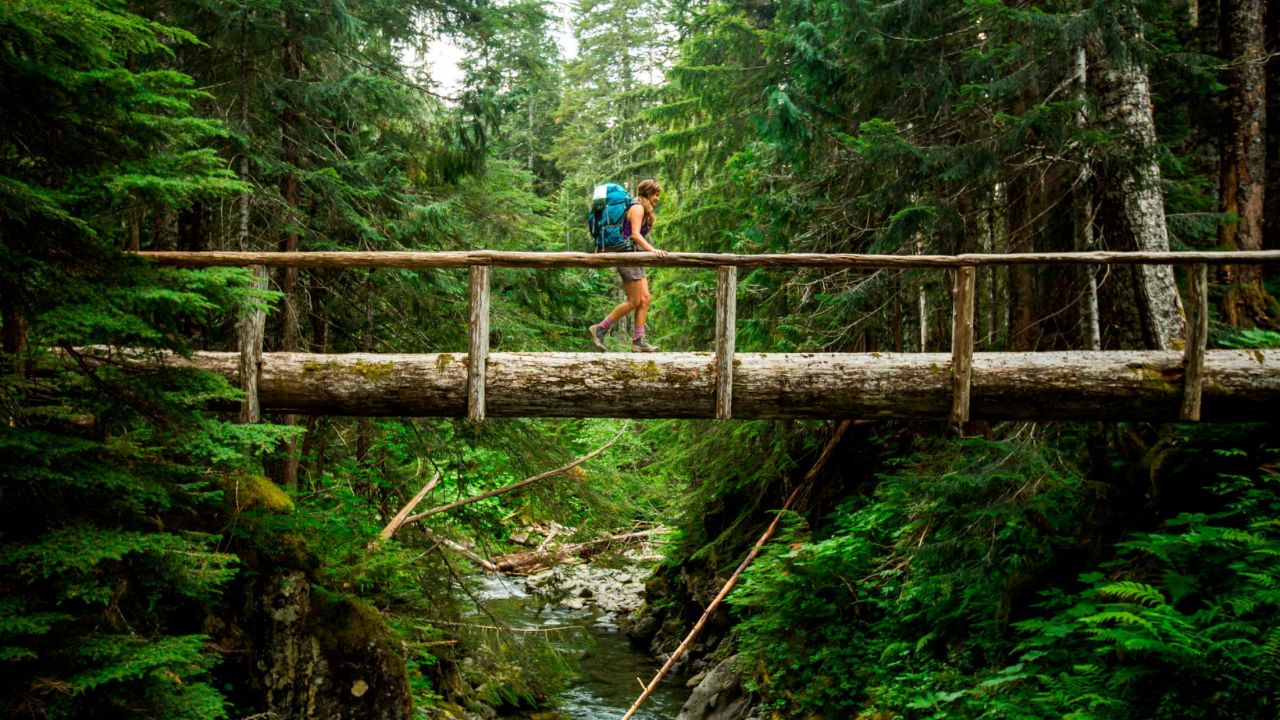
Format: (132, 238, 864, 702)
(588, 323, 610, 351)
(631, 336, 659, 353)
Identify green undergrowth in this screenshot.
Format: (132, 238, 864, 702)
(720, 423, 1280, 719)
(250, 415, 684, 714)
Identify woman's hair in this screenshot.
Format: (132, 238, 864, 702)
(635, 178, 660, 228)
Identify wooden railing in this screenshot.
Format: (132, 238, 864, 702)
(138, 250, 1280, 424)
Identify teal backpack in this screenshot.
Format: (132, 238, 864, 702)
(587, 183, 637, 252)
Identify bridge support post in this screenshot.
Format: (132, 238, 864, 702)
(467, 264, 490, 422)
(237, 264, 268, 423)
(1180, 263, 1208, 421)
(715, 266, 737, 420)
(950, 266, 976, 427)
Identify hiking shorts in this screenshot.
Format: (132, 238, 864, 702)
(618, 266, 647, 282)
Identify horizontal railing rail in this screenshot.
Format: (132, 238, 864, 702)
(138, 249, 1280, 270)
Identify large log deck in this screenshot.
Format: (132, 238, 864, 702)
(163, 349, 1277, 421)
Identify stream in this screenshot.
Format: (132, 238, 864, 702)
(471, 561, 691, 720)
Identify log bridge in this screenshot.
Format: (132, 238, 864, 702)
(138, 250, 1280, 423)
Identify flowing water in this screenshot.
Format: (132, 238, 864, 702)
(471, 572, 691, 719)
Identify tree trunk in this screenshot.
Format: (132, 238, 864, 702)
(129, 208, 141, 252)
(153, 208, 178, 251)
(1266, 0, 1280, 252)
(275, 3, 304, 488)
(1074, 47, 1102, 351)
(237, 10, 252, 254)
(1006, 93, 1039, 351)
(179, 203, 206, 252)
(0, 270, 26, 362)
(1006, 179, 1037, 351)
(1219, 0, 1273, 326)
(1088, 17, 1186, 350)
(279, 8, 303, 349)
(141, 349, 1280, 422)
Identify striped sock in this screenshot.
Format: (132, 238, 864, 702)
(600, 317, 614, 331)
(633, 325, 645, 341)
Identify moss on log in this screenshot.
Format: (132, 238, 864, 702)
(160, 349, 1280, 421)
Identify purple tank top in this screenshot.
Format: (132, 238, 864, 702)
(622, 211, 650, 248)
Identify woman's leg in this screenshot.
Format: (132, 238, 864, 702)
(631, 278, 651, 332)
(604, 280, 641, 324)
(589, 280, 642, 349)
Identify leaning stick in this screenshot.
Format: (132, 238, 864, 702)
(424, 529, 499, 573)
(619, 420, 852, 720)
(399, 427, 627, 527)
(375, 471, 442, 543)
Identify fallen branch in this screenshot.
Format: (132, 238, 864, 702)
(620, 420, 852, 720)
(400, 427, 627, 527)
(424, 529, 498, 573)
(374, 471, 442, 544)
(491, 529, 663, 574)
(427, 619, 588, 634)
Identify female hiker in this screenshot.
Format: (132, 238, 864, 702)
(589, 178, 668, 352)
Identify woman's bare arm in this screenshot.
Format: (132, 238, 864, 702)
(628, 204, 667, 256)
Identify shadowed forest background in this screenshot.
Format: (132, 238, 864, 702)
(1, 0, 1279, 718)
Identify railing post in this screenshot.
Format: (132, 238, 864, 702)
(237, 265, 268, 424)
(950, 266, 977, 427)
(715, 266, 737, 420)
(467, 264, 490, 422)
(1180, 263, 1208, 421)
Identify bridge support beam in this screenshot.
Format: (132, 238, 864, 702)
(715, 266, 737, 420)
(1180, 263, 1209, 421)
(236, 265, 268, 424)
(950, 266, 976, 427)
(145, 349, 1280, 421)
(467, 265, 490, 421)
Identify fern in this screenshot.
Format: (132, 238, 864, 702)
(1096, 581, 1168, 608)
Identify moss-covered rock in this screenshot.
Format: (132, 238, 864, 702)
(242, 570, 413, 720)
(221, 471, 295, 513)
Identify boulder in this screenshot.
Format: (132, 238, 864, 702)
(675, 655, 754, 720)
(245, 570, 413, 720)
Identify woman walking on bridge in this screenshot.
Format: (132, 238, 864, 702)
(589, 178, 668, 352)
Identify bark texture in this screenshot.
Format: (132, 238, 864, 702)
(1088, 19, 1186, 349)
(237, 266, 269, 423)
(141, 350, 1280, 422)
(715, 266, 737, 419)
(1219, 0, 1274, 326)
(951, 267, 976, 424)
(1267, 0, 1280, 251)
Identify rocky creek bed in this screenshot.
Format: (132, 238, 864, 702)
(469, 548, 688, 720)
(473, 546, 760, 720)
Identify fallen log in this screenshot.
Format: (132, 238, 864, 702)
(123, 349, 1280, 421)
(490, 529, 662, 574)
